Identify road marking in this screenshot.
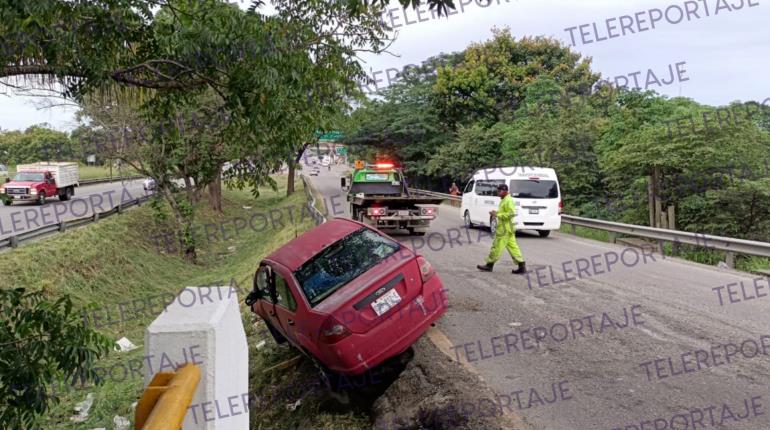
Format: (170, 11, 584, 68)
(426, 326, 535, 430)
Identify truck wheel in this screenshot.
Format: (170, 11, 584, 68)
(2, 199, 10, 206)
(59, 187, 72, 201)
(538, 230, 551, 238)
(407, 228, 425, 236)
(37, 191, 46, 205)
(464, 211, 474, 229)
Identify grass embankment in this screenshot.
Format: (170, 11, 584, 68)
(0, 175, 370, 429)
(559, 224, 770, 273)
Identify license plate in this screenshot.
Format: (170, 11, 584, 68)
(529, 209, 539, 214)
(397, 210, 410, 216)
(371, 289, 402, 316)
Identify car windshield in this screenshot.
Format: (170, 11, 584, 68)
(510, 179, 559, 199)
(294, 228, 400, 306)
(13, 172, 45, 182)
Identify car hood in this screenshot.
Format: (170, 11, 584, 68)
(4, 181, 41, 187)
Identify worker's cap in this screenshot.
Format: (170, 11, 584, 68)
(497, 184, 509, 191)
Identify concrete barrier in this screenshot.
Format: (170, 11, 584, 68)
(145, 286, 248, 429)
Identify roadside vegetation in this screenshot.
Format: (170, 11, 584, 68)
(0, 175, 371, 428)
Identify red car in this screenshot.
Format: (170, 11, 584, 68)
(246, 218, 447, 378)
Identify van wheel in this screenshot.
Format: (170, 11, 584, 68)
(463, 211, 474, 229)
(538, 230, 551, 238)
(36, 191, 46, 205)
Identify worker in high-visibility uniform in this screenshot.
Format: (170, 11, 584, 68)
(477, 183, 527, 274)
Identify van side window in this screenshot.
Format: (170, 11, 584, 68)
(476, 180, 505, 196)
(464, 180, 475, 193)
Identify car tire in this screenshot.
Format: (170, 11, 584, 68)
(463, 210, 474, 229)
(308, 355, 351, 405)
(538, 230, 551, 238)
(489, 217, 497, 235)
(37, 191, 46, 205)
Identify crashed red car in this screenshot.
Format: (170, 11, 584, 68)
(246, 218, 447, 376)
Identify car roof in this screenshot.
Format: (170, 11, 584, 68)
(471, 167, 557, 181)
(265, 218, 365, 271)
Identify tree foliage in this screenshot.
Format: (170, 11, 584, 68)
(0, 289, 113, 428)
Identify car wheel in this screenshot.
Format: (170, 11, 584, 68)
(538, 230, 551, 238)
(37, 191, 46, 205)
(309, 356, 350, 405)
(489, 217, 497, 235)
(463, 210, 474, 228)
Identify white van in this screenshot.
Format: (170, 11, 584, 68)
(460, 167, 562, 237)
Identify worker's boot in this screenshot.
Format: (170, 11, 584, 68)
(512, 262, 527, 274)
(476, 262, 494, 272)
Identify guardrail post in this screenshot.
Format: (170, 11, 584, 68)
(9, 236, 18, 248)
(58, 222, 67, 232)
(608, 232, 617, 244)
(117, 203, 122, 214)
(570, 224, 576, 235)
(725, 251, 735, 269)
(145, 286, 248, 429)
(93, 212, 100, 222)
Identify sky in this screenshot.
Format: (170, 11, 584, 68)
(1, 0, 768, 132)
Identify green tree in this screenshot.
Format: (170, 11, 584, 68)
(0, 289, 113, 428)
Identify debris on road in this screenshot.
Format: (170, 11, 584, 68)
(113, 415, 130, 430)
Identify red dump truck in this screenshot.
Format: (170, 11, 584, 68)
(0, 162, 79, 206)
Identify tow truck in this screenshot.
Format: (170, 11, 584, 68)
(340, 161, 442, 236)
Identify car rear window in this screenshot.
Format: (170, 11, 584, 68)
(293, 228, 400, 306)
(510, 179, 559, 199)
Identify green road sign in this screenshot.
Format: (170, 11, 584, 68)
(336, 146, 347, 155)
(315, 130, 342, 140)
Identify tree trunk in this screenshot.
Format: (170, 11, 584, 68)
(287, 160, 296, 196)
(209, 174, 223, 213)
(159, 184, 197, 262)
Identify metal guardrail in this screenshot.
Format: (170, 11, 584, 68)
(135, 363, 201, 430)
(409, 188, 770, 265)
(79, 174, 144, 185)
(0, 195, 152, 251)
(301, 174, 327, 225)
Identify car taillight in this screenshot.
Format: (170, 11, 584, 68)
(558, 200, 563, 214)
(420, 207, 437, 216)
(417, 256, 435, 282)
(319, 316, 351, 344)
(367, 207, 387, 217)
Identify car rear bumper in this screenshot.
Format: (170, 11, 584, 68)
(322, 275, 448, 375)
(515, 215, 561, 230)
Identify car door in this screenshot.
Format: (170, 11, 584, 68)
(268, 264, 302, 346)
(474, 181, 501, 225)
(461, 180, 475, 222)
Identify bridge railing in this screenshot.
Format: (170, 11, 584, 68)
(301, 174, 327, 225)
(408, 188, 770, 267)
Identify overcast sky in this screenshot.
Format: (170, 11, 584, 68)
(1, 0, 768, 132)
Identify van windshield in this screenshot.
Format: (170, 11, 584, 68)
(294, 228, 400, 306)
(13, 172, 45, 182)
(510, 179, 559, 199)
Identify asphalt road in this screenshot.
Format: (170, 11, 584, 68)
(309, 164, 770, 430)
(0, 179, 148, 240)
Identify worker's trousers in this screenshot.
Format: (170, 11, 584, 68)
(485, 228, 524, 264)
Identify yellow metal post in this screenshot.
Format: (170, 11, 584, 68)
(135, 363, 201, 430)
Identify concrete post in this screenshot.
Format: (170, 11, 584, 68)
(145, 286, 249, 429)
